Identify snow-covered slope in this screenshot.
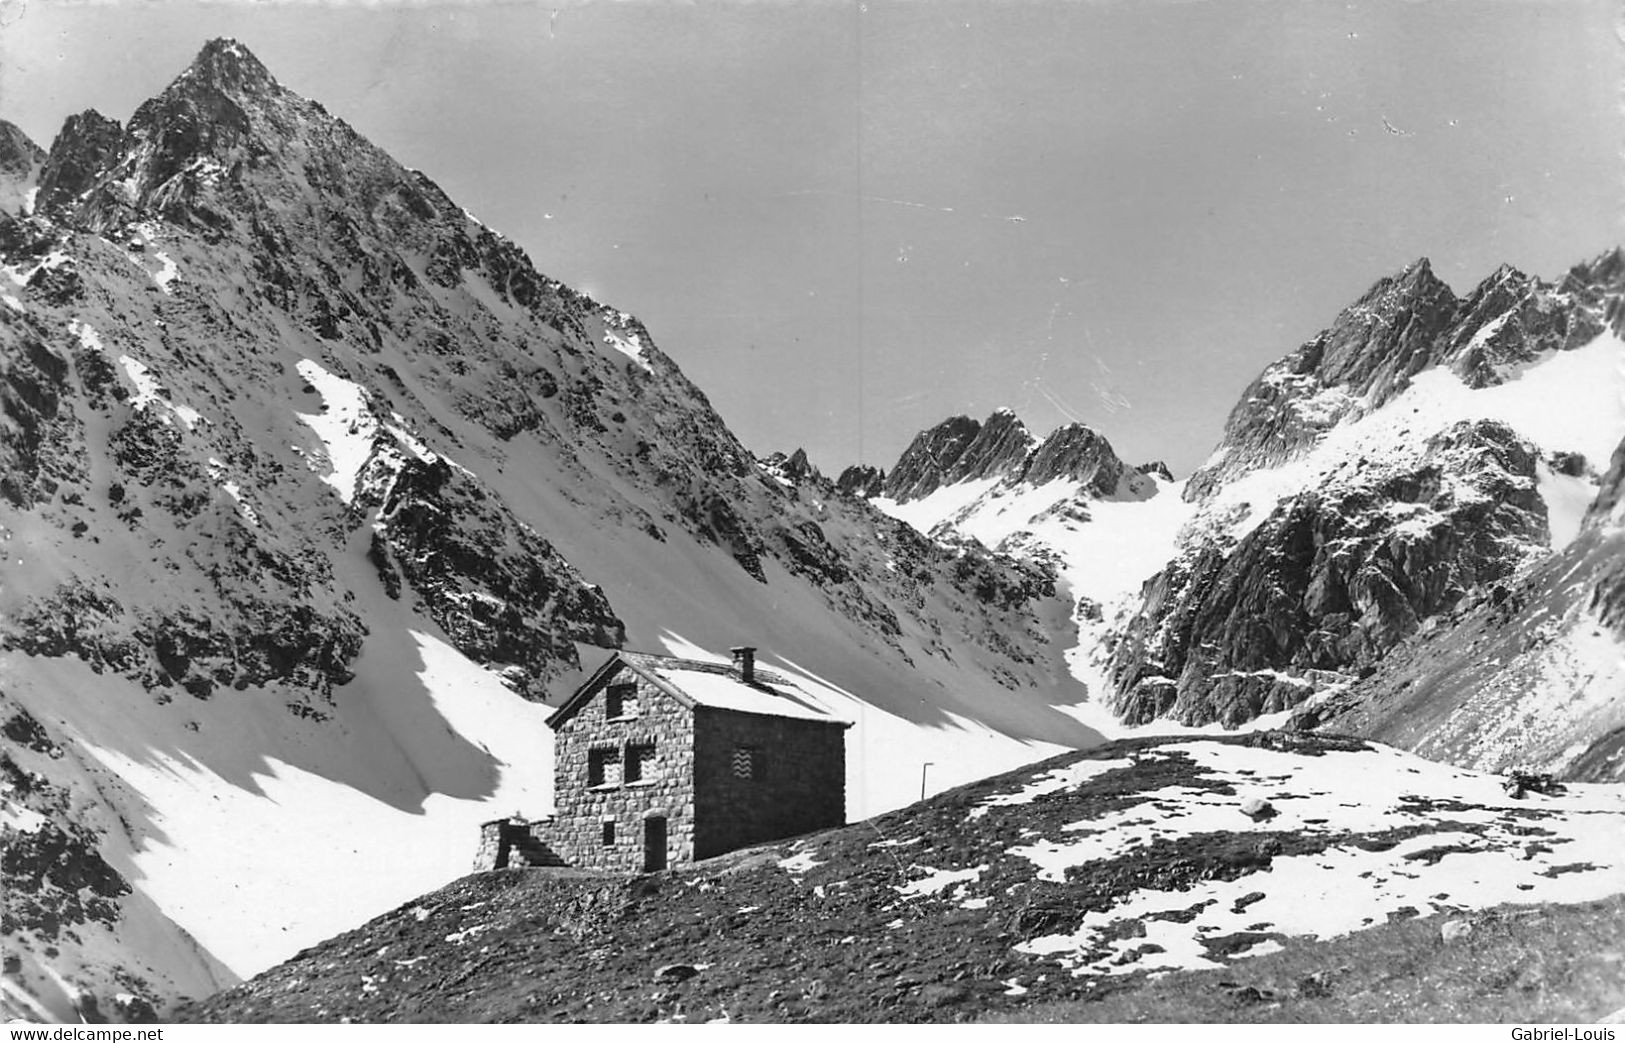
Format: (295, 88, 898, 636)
(0, 40, 1096, 1020)
(863, 409, 1186, 737)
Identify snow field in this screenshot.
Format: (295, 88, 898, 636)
(23, 629, 557, 980)
(978, 741, 1625, 976)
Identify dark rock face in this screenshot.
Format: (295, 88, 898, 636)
(374, 458, 625, 695)
(1442, 265, 1602, 388)
(1109, 420, 1548, 726)
(1025, 423, 1135, 495)
(943, 409, 1035, 488)
(0, 333, 73, 507)
(1137, 461, 1174, 482)
(883, 415, 986, 500)
(834, 464, 885, 499)
(36, 111, 129, 214)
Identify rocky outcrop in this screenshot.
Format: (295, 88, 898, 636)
(1110, 420, 1549, 726)
(36, 111, 129, 215)
(1287, 429, 1625, 783)
(375, 458, 625, 695)
(0, 331, 73, 507)
(835, 463, 885, 499)
(1024, 423, 1140, 495)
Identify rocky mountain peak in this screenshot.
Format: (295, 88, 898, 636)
(171, 38, 280, 100)
(35, 109, 128, 213)
(881, 414, 982, 501)
(123, 39, 295, 183)
(1025, 422, 1132, 496)
(1349, 256, 1455, 327)
(1185, 258, 1468, 499)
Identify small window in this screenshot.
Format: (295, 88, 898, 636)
(732, 745, 759, 781)
(601, 821, 616, 846)
(605, 683, 639, 719)
(588, 748, 619, 787)
(625, 743, 655, 783)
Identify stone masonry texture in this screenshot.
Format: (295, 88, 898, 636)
(526, 659, 847, 872)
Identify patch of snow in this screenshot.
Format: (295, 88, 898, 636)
(1, 293, 22, 313)
(118, 355, 164, 412)
(1538, 461, 1597, 552)
(151, 250, 179, 294)
(872, 476, 1003, 537)
(1, 801, 48, 833)
(894, 863, 986, 899)
(294, 359, 379, 504)
(968, 757, 1135, 820)
(69, 319, 104, 354)
(604, 329, 652, 372)
(777, 851, 826, 874)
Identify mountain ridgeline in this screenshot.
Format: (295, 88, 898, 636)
(0, 40, 1089, 1021)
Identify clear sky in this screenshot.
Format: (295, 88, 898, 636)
(2, 1, 1620, 475)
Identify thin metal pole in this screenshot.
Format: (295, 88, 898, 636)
(920, 762, 933, 802)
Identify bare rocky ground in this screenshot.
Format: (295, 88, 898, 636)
(181, 731, 1625, 1023)
(992, 897, 1625, 1024)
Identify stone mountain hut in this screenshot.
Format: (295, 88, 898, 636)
(476, 647, 852, 874)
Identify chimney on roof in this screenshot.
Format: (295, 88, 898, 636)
(730, 646, 756, 684)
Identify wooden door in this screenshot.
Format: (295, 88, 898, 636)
(643, 816, 667, 872)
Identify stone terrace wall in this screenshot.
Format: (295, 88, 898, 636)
(692, 709, 846, 860)
(552, 666, 696, 872)
(473, 818, 568, 871)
